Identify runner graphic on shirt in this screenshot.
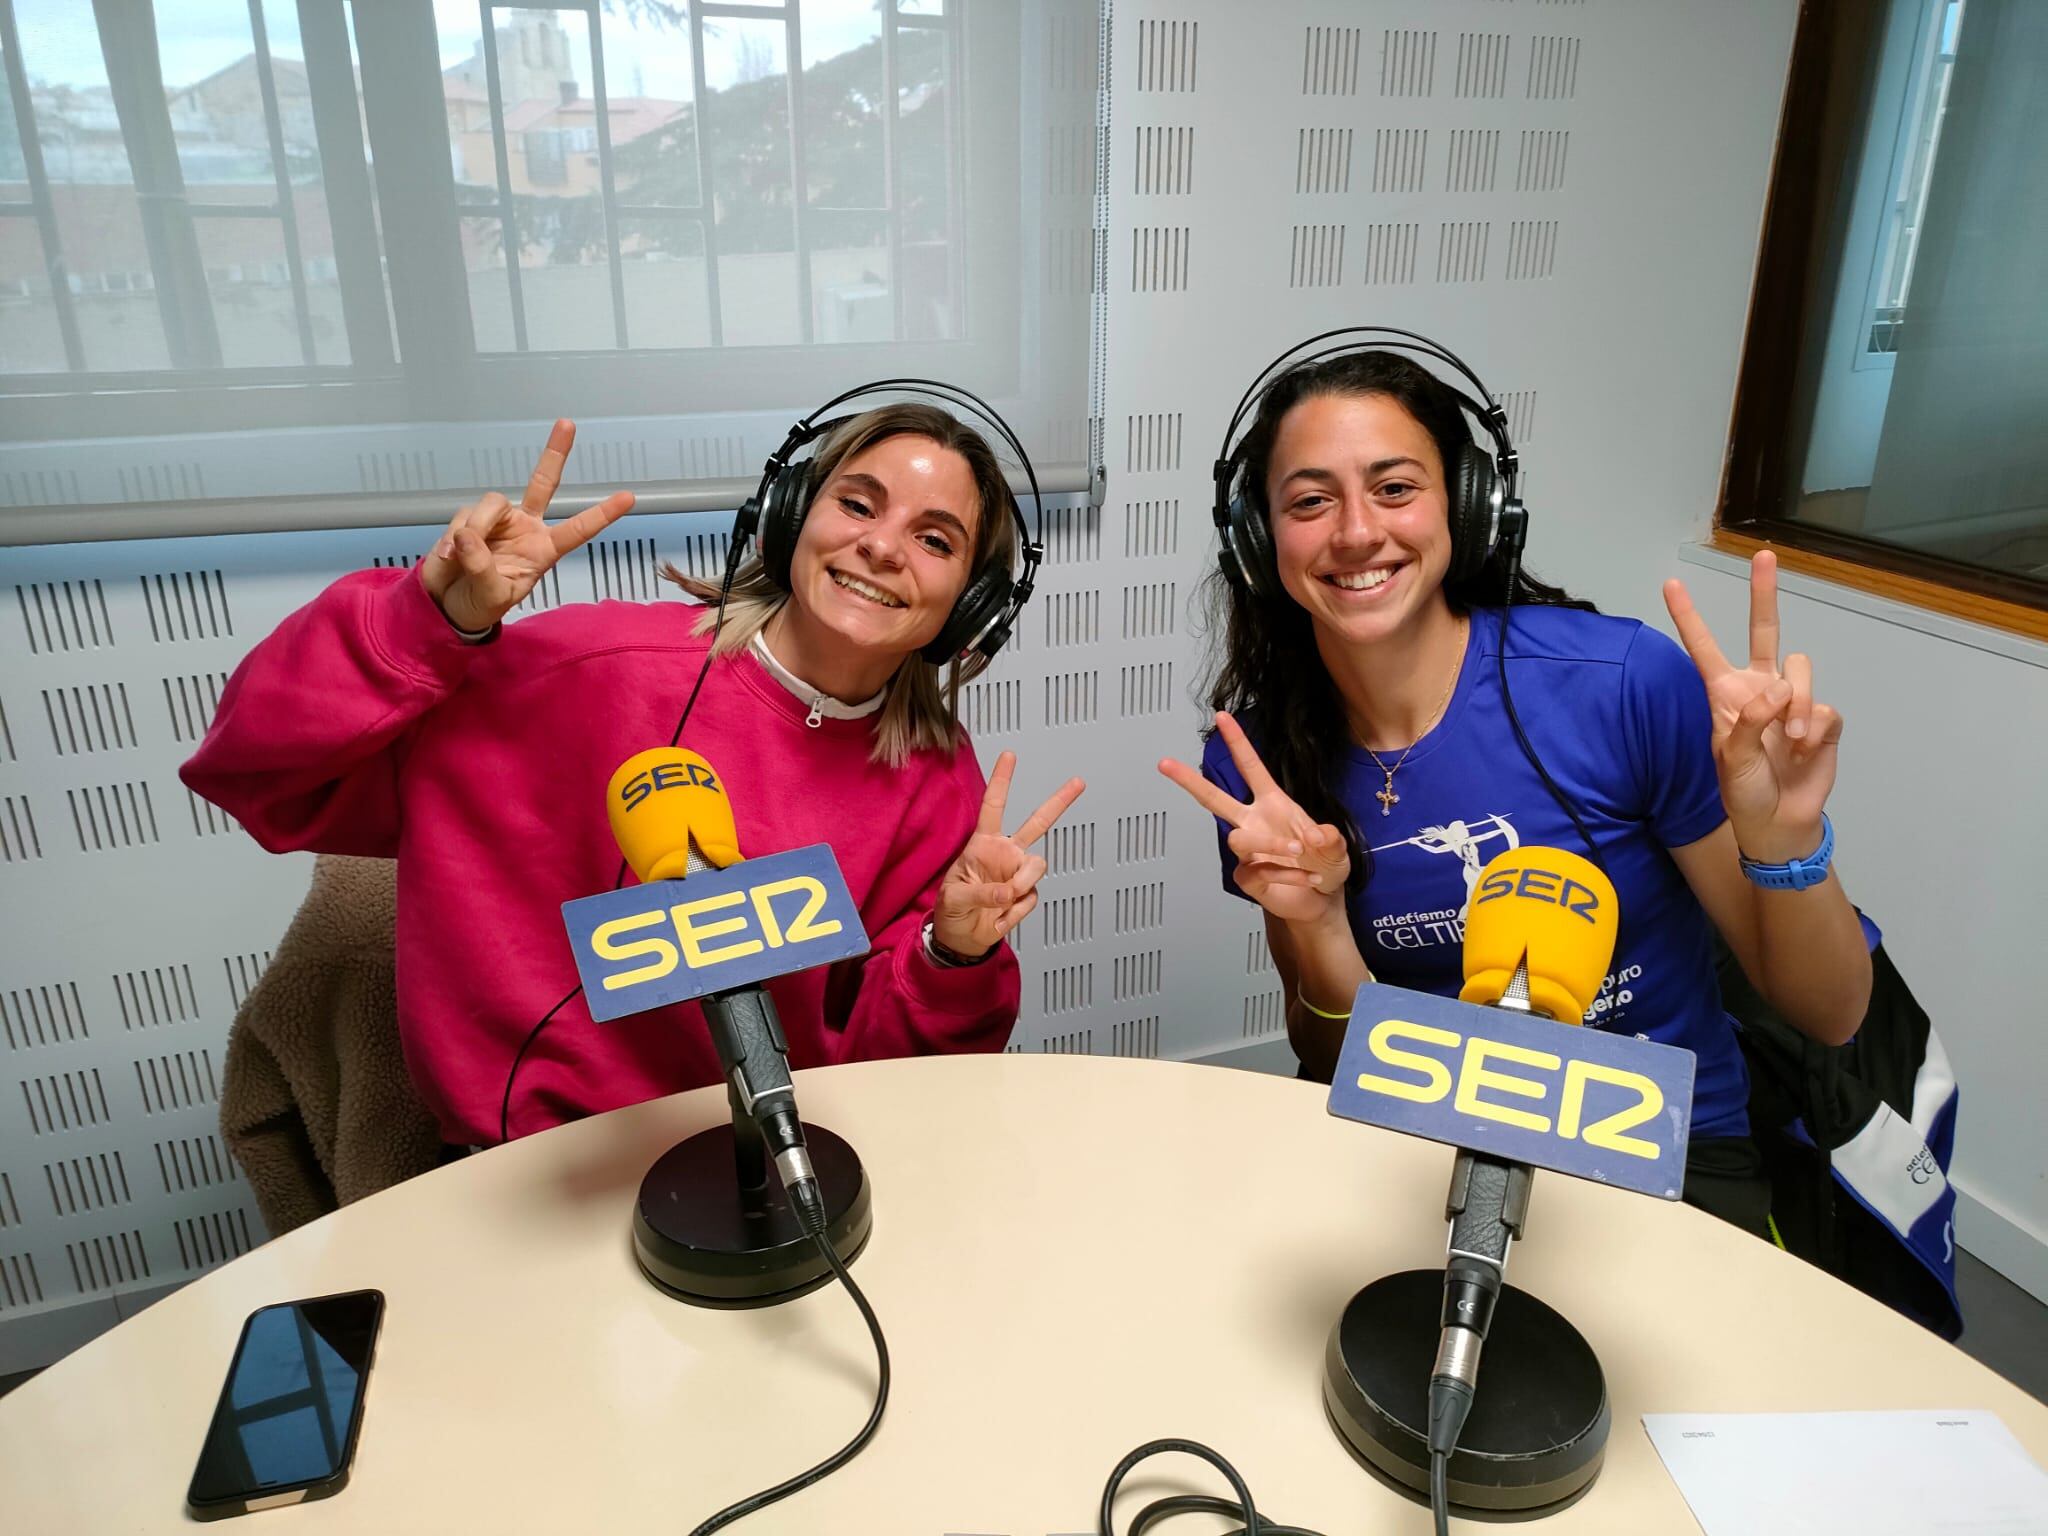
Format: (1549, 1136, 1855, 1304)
(1371, 813, 1519, 911)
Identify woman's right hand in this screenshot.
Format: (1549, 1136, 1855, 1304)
(420, 419, 636, 634)
(1159, 711, 1352, 927)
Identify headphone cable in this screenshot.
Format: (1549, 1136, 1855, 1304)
(495, 536, 738, 1146)
(1495, 532, 1601, 868)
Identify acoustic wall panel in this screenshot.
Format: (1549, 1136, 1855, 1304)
(0, 515, 797, 1365)
(1087, 0, 1602, 1077)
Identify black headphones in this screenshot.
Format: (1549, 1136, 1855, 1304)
(1212, 326, 1526, 602)
(728, 378, 1044, 665)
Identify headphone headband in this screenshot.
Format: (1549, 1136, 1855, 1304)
(1218, 326, 1520, 500)
(782, 377, 1045, 522)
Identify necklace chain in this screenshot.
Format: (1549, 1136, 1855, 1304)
(1362, 619, 1467, 817)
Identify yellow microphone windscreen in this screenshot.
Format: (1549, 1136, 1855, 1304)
(605, 748, 742, 883)
(1458, 845, 1618, 1023)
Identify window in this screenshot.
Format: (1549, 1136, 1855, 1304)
(0, 0, 1094, 523)
(1723, 0, 2047, 616)
(1, 0, 367, 375)
(436, 1, 967, 353)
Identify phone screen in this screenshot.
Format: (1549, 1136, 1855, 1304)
(188, 1290, 383, 1508)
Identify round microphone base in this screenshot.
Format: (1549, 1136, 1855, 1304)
(632, 1123, 872, 1309)
(1324, 1268, 1608, 1517)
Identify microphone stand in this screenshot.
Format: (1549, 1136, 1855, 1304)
(1323, 959, 1611, 1518)
(631, 984, 874, 1309)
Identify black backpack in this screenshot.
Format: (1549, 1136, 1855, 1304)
(1720, 937, 1963, 1340)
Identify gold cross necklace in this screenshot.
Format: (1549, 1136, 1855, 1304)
(1361, 617, 1468, 817)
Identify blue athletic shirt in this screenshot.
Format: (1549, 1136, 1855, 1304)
(1200, 603, 1754, 1140)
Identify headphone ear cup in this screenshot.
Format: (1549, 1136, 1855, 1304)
(1228, 493, 1281, 601)
(756, 462, 812, 591)
(1449, 443, 1500, 585)
(922, 564, 1015, 666)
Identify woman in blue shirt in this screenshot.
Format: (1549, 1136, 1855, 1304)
(1160, 348, 1872, 1235)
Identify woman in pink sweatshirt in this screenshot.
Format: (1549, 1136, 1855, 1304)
(184, 408, 1082, 1146)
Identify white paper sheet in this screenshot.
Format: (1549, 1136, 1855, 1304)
(1642, 1410, 2048, 1535)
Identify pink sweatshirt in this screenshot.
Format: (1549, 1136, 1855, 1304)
(182, 567, 1020, 1144)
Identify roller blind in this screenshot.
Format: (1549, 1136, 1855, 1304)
(0, 0, 1099, 540)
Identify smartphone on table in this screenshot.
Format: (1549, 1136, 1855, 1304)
(185, 1289, 384, 1519)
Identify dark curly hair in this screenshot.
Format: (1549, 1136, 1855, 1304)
(1203, 350, 1593, 917)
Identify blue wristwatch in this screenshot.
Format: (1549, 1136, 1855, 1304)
(1739, 813, 1835, 891)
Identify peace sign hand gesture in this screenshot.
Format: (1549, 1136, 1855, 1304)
(931, 752, 1087, 959)
(1663, 550, 1844, 863)
(1159, 712, 1352, 926)
(420, 419, 637, 634)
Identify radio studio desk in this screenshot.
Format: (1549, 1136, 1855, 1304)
(2, 1055, 2044, 1532)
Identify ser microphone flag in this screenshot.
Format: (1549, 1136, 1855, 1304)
(564, 748, 868, 1023)
(1326, 845, 1695, 1200)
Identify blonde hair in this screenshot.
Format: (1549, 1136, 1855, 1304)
(662, 404, 1020, 767)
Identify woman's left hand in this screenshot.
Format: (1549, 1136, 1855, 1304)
(1663, 550, 1844, 863)
(931, 752, 1087, 959)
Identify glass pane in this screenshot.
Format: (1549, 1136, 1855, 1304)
(1867, 0, 1966, 356)
(263, 0, 355, 365)
(894, 23, 956, 340)
(809, 210, 889, 343)
(618, 215, 710, 347)
(801, 0, 884, 210)
(158, 1, 275, 190)
(437, 0, 500, 208)
(599, 4, 699, 208)
(195, 214, 301, 367)
(0, 219, 68, 371)
(0, 23, 66, 371)
(460, 213, 516, 350)
(704, 18, 797, 346)
(897, 0, 947, 15)
(301, 243, 351, 365)
(0, 23, 27, 180)
(14, 0, 174, 369)
(249, 0, 362, 370)
(498, 8, 612, 351)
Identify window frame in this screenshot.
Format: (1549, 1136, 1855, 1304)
(1720, 0, 2046, 628)
(0, 0, 1021, 444)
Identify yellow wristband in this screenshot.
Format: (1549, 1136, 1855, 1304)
(1299, 996, 1352, 1022)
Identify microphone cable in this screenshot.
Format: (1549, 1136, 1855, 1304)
(492, 524, 889, 1530)
(1096, 1439, 1331, 1536)
(686, 1222, 891, 1535)
(1096, 1437, 1461, 1533)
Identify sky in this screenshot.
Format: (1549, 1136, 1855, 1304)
(11, 0, 892, 97)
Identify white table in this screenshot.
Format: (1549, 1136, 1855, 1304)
(2, 1054, 2042, 1533)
